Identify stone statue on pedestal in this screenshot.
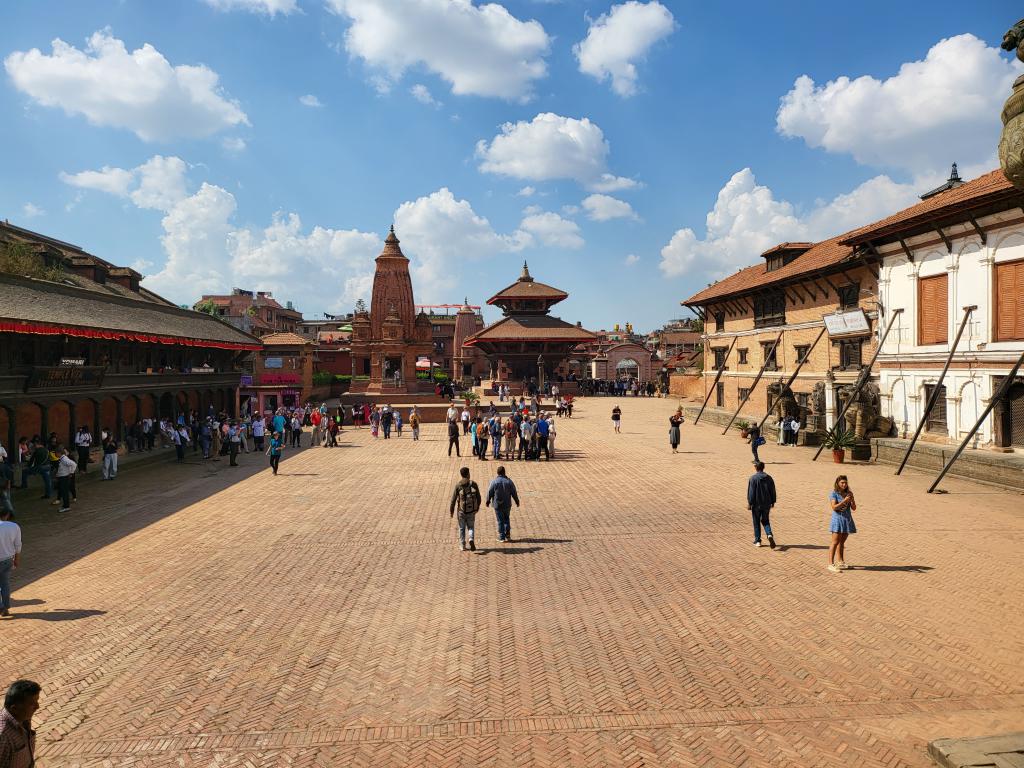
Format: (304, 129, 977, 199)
(837, 381, 896, 440)
(999, 18, 1024, 189)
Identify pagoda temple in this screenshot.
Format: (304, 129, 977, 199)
(464, 262, 597, 392)
(348, 227, 432, 394)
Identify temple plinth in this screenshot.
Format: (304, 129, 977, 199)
(349, 227, 433, 394)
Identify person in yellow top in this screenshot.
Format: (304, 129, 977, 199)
(409, 407, 421, 441)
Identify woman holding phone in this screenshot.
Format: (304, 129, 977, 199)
(828, 475, 857, 572)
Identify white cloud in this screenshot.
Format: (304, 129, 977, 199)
(22, 203, 44, 218)
(60, 155, 189, 211)
(516, 186, 535, 197)
(202, 0, 298, 15)
(587, 173, 641, 193)
(658, 168, 918, 279)
(4, 29, 249, 142)
(582, 193, 637, 221)
(409, 84, 441, 107)
(517, 211, 584, 249)
(776, 33, 1022, 175)
(299, 93, 323, 107)
(59, 165, 135, 197)
(574, 1, 675, 97)
(222, 137, 247, 153)
(624, 253, 639, 266)
(476, 112, 636, 190)
(327, 0, 550, 102)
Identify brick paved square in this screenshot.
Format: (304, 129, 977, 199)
(2, 398, 1022, 766)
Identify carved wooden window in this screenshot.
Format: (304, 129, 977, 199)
(761, 342, 778, 371)
(737, 348, 748, 364)
(738, 387, 750, 402)
(918, 274, 948, 345)
(838, 282, 860, 309)
(794, 345, 810, 364)
(753, 292, 786, 328)
(838, 340, 862, 370)
(714, 311, 725, 332)
(712, 347, 728, 370)
(995, 258, 1024, 341)
(715, 381, 725, 407)
(924, 384, 948, 433)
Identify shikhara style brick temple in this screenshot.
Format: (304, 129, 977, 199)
(348, 226, 433, 394)
(465, 262, 597, 392)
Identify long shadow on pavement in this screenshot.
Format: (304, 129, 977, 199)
(5, 609, 106, 621)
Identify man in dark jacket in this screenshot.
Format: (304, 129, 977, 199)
(448, 467, 480, 551)
(747, 461, 777, 548)
(486, 466, 520, 543)
(447, 419, 460, 457)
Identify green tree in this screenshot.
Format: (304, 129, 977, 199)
(194, 299, 219, 316)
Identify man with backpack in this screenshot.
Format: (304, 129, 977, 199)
(448, 467, 481, 551)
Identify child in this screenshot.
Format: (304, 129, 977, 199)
(828, 475, 857, 572)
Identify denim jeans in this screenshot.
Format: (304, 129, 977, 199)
(20, 466, 52, 497)
(751, 506, 773, 542)
(383, 424, 391, 439)
(102, 453, 118, 479)
(492, 438, 501, 458)
(457, 511, 475, 546)
(494, 506, 512, 540)
(0, 558, 12, 611)
(0, 490, 13, 515)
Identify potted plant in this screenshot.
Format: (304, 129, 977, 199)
(823, 425, 857, 463)
(737, 419, 751, 438)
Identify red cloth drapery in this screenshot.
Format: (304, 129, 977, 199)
(0, 320, 262, 351)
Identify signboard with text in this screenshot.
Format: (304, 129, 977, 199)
(260, 373, 301, 385)
(26, 365, 106, 391)
(824, 309, 870, 337)
(264, 357, 283, 369)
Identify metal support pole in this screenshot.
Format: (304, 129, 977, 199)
(722, 332, 783, 434)
(896, 305, 977, 475)
(812, 308, 904, 462)
(928, 351, 1024, 493)
(757, 326, 827, 432)
(694, 335, 737, 424)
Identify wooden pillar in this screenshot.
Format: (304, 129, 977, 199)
(89, 398, 101, 446)
(67, 400, 77, 449)
(116, 398, 124, 441)
(38, 402, 49, 439)
(2, 405, 15, 457)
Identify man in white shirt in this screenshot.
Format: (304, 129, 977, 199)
(74, 426, 92, 474)
(461, 407, 471, 435)
(252, 417, 266, 451)
(446, 404, 458, 424)
(0, 506, 21, 617)
(54, 449, 77, 513)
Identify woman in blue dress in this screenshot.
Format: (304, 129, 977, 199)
(828, 475, 857, 572)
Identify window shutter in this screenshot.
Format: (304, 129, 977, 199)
(918, 274, 948, 345)
(995, 260, 1024, 341)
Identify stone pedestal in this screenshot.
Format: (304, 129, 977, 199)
(1000, 74, 1024, 189)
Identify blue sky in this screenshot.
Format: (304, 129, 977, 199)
(1, 0, 1020, 331)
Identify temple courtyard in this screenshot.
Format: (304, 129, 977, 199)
(3, 397, 1023, 767)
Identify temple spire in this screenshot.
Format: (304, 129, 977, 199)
(519, 261, 534, 283)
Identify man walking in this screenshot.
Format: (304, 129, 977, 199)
(381, 406, 393, 439)
(0, 504, 21, 618)
(486, 466, 520, 543)
(535, 413, 550, 461)
(448, 466, 481, 551)
(447, 418, 461, 457)
(0, 679, 40, 766)
(747, 461, 777, 548)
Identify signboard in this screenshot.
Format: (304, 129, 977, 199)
(264, 357, 283, 369)
(240, 375, 253, 387)
(26, 365, 106, 391)
(60, 357, 86, 366)
(824, 309, 870, 337)
(190, 365, 215, 374)
(260, 373, 301, 385)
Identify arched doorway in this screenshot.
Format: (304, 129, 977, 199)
(158, 393, 174, 419)
(1009, 382, 1024, 448)
(616, 358, 639, 381)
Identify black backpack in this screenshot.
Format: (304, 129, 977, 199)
(458, 481, 481, 514)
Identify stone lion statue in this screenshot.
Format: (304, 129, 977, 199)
(1002, 18, 1024, 62)
(810, 381, 826, 415)
(837, 382, 895, 440)
(1001, 19, 1024, 190)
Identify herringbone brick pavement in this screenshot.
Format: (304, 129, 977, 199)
(2, 398, 1022, 766)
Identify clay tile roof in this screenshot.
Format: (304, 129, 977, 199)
(465, 315, 597, 344)
(260, 332, 312, 345)
(840, 168, 1016, 245)
(760, 242, 813, 258)
(683, 235, 850, 305)
(488, 280, 568, 303)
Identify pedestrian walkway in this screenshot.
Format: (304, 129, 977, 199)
(2, 398, 1022, 766)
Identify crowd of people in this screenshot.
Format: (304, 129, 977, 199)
(442, 397, 564, 461)
(579, 378, 664, 397)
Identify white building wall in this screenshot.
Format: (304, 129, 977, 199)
(878, 212, 1024, 446)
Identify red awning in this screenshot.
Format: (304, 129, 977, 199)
(0, 320, 262, 351)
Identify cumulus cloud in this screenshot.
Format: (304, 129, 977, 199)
(22, 203, 44, 218)
(221, 137, 247, 153)
(299, 93, 323, 107)
(517, 211, 584, 249)
(624, 253, 639, 266)
(582, 193, 637, 221)
(516, 186, 535, 197)
(476, 112, 637, 191)
(574, 1, 675, 96)
(776, 33, 1022, 175)
(5, 30, 248, 143)
(409, 84, 441, 107)
(658, 168, 918, 279)
(327, 0, 550, 102)
(60, 155, 189, 211)
(201, 0, 298, 14)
